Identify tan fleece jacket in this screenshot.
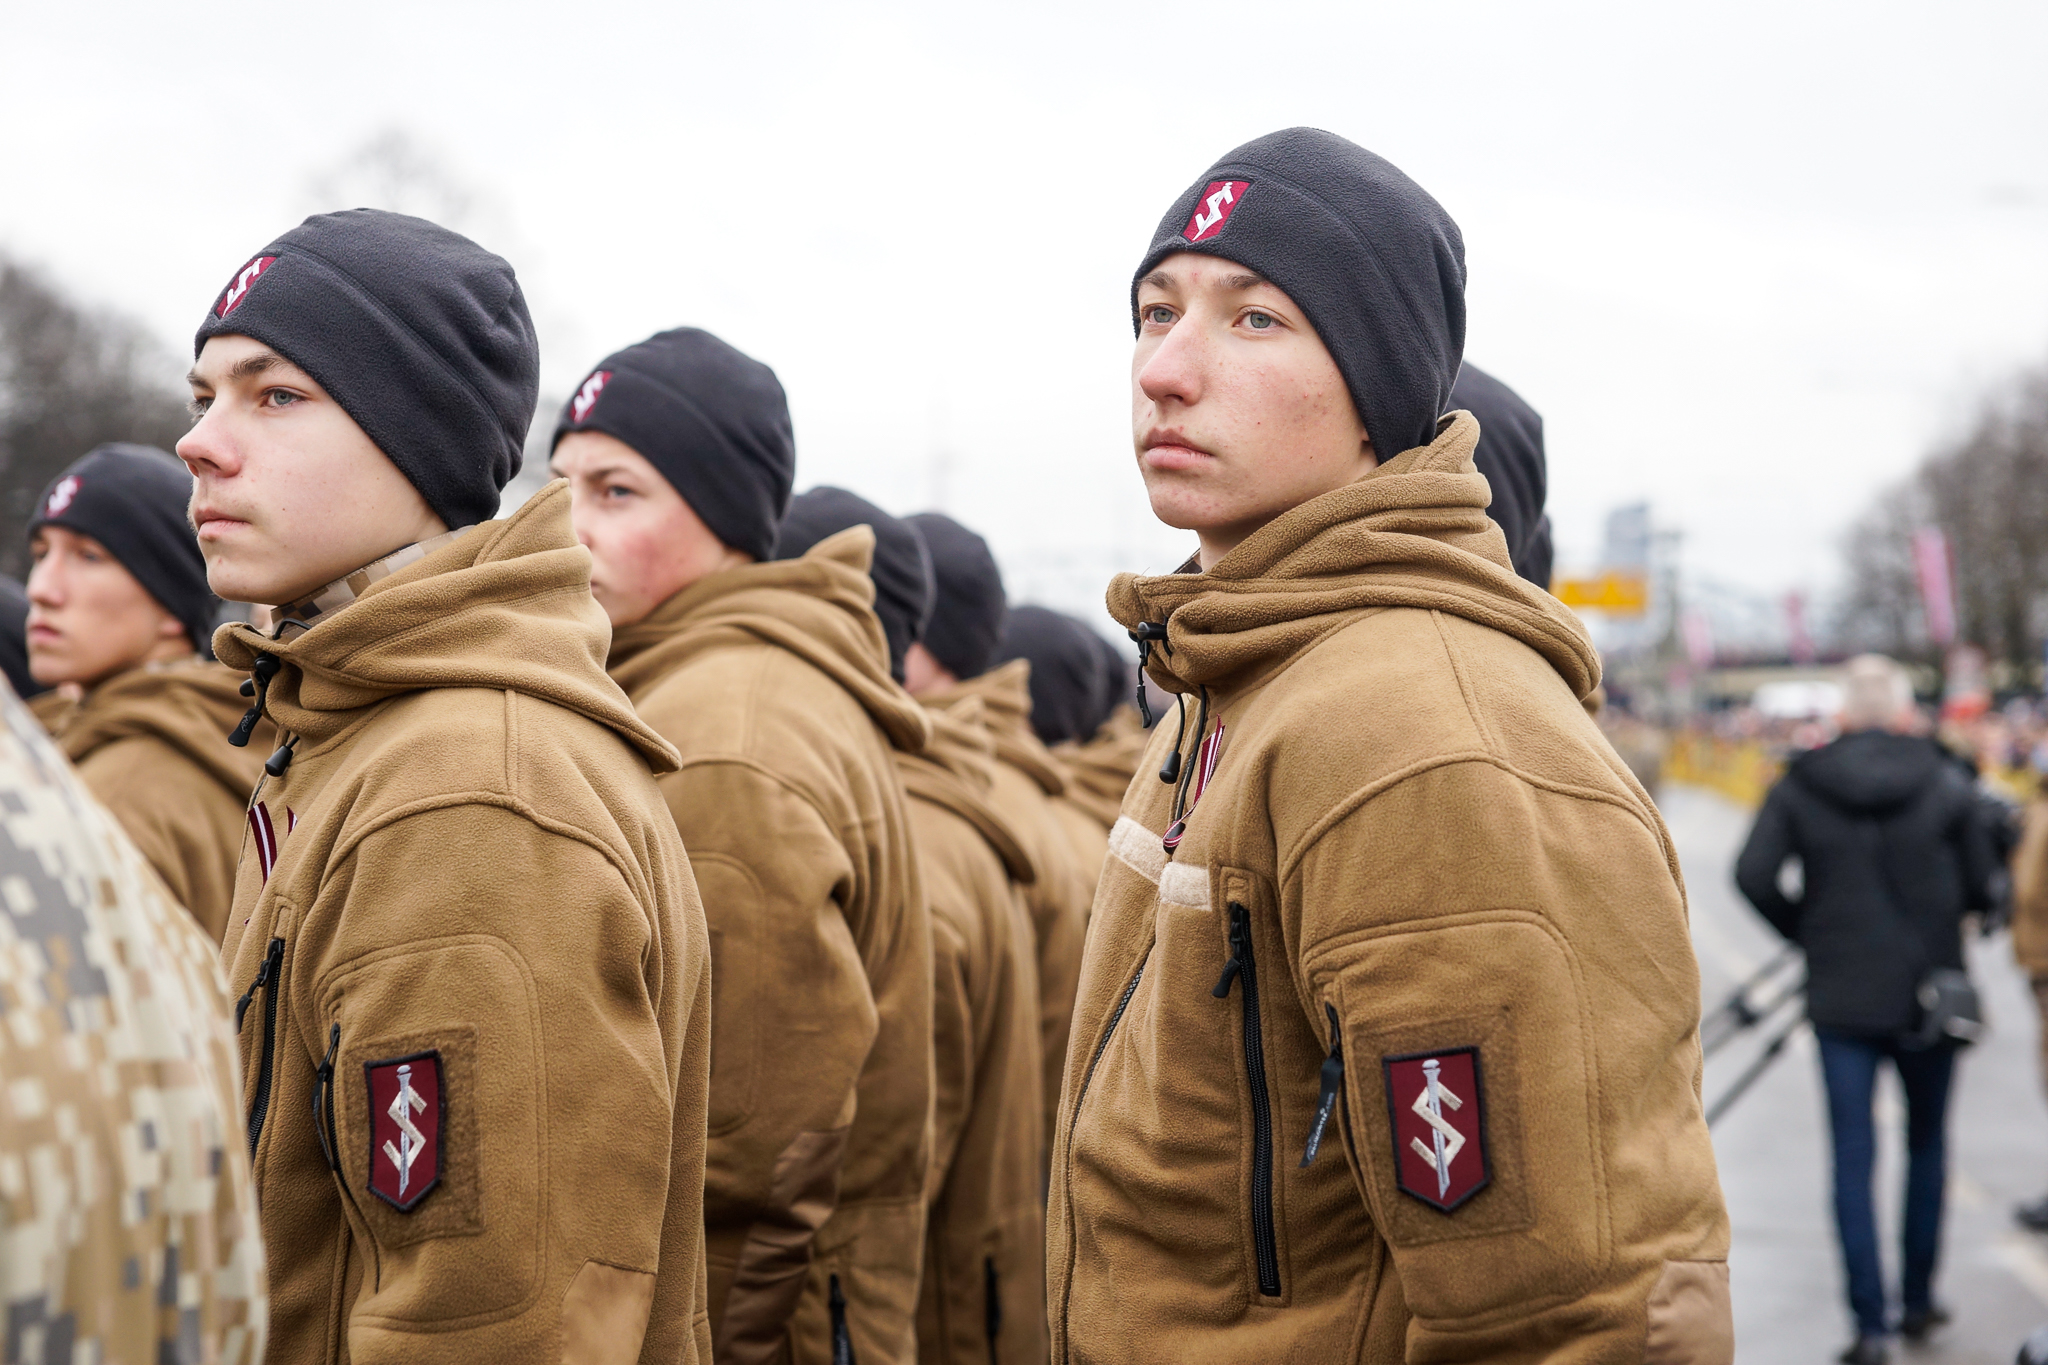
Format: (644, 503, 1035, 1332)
(1054, 705, 1147, 830)
(215, 483, 714, 1365)
(922, 660, 1092, 1160)
(52, 657, 271, 942)
(893, 698, 1046, 1365)
(1050, 414, 1731, 1365)
(2013, 799, 2048, 976)
(609, 527, 934, 1365)
(1049, 705, 1147, 908)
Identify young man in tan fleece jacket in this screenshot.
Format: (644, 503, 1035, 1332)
(777, 488, 1047, 1365)
(23, 443, 272, 939)
(1048, 129, 1732, 1364)
(178, 209, 714, 1365)
(553, 331, 934, 1365)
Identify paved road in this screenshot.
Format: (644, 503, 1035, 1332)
(1665, 782, 2048, 1365)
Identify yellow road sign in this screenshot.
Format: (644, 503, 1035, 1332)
(1552, 572, 1649, 614)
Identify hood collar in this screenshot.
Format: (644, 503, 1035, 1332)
(1107, 412, 1599, 700)
(214, 481, 678, 772)
(920, 659, 1068, 796)
(895, 695, 1036, 885)
(56, 656, 266, 794)
(271, 525, 474, 635)
(608, 525, 932, 756)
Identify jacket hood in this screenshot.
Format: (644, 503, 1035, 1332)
(1106, 411, 1600, 700)
(923, 660, 1067, 796)
(1053, 705, 1147, 828)
(214, 480, 678, 771)
(58, 657, 267, 794)
(609, 525, 932, 755)
(1791, 729, 1950, 815)
(895, 695, 1035, 884)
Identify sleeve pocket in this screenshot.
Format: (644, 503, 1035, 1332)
(1321, 913, 1604, 1319)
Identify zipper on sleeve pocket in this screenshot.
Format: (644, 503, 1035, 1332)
(1302, 1002, 1345, 1167)
(312, 1022, 341, 1172)
(828, 1272, 857, 1365)
(1212, 901, 1280, 1297)
(237, 937, 286, 1157)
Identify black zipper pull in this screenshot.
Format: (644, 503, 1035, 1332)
(312, 1022, 341, 1172)
(1212, 903, 1248, 997)
(229, 653, 281, 747)
(1301, 1002, 1346, 1167)
(233, 944, 276, 1034)
(828, 1272, 857, 1365)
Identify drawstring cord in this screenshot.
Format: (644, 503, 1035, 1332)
(229, 653, 280, 748)
(1129, 620, 1170, 727)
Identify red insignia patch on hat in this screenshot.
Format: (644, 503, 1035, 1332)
(215, 255, 278, 319)
(1183, 180, 1252, 244)
(43, 475, 80, 517)
(1384, 1047, 1489, 1211)
(366, 1051, 443, 1211)
(570, 369, 613, 424)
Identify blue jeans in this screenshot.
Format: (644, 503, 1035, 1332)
(1815, 1030, 1958, 1336)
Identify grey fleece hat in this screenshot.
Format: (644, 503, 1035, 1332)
(193, 209, 539, 530)
(1132, 127, 1466, 460)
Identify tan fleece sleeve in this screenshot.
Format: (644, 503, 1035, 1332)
(307, 802, 696, 1365)
(659, 758, 878, 1364)
(1292, 762, 1730, 1364)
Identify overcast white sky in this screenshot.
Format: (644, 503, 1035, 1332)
(5, 0, 2046, 634)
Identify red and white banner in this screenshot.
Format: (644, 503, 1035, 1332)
(1911, 527, 1956, 647)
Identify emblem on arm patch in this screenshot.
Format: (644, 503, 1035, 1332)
(366, 1051, 443, 1211)
(1384, 1047, 1489, 1212)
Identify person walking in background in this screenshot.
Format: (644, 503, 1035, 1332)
(24, 443, 270, 940)
(182, 209, 714, 1364)
(0, 678, 265, 1361)
(1737, 654, 1997, 1364)
(2011, 775, 2048, 1231)
(776, 488, 1047, 1365)
(554, 330, 934, 1365)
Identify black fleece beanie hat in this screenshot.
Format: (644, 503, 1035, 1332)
(30, 444, 218, 655)
(1132, 127, 1466, 460)
(192, 209, 537, 530)
(552, 328, 794, 563)
(997, 606, 1109, 746)
(1451, 363, 1551, 589)
(908, 513, 1006, 682)
(0, 578, 44, 699)
(774, 486, 933, 683)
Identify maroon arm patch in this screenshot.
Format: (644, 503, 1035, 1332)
(366, 1051, 443, 1211)
(1383, 1046, 1490, 1212)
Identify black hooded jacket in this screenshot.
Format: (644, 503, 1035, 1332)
(1736, 730, 1995, 1035)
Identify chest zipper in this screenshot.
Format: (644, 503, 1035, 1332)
(235, 937, 286, 1157)
(1212, 901, 1280, 1297)
(1301, 1003, 1345, 1167)
(983, 1255, 1002, 1361)
(828, 1272, 857, 1365)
